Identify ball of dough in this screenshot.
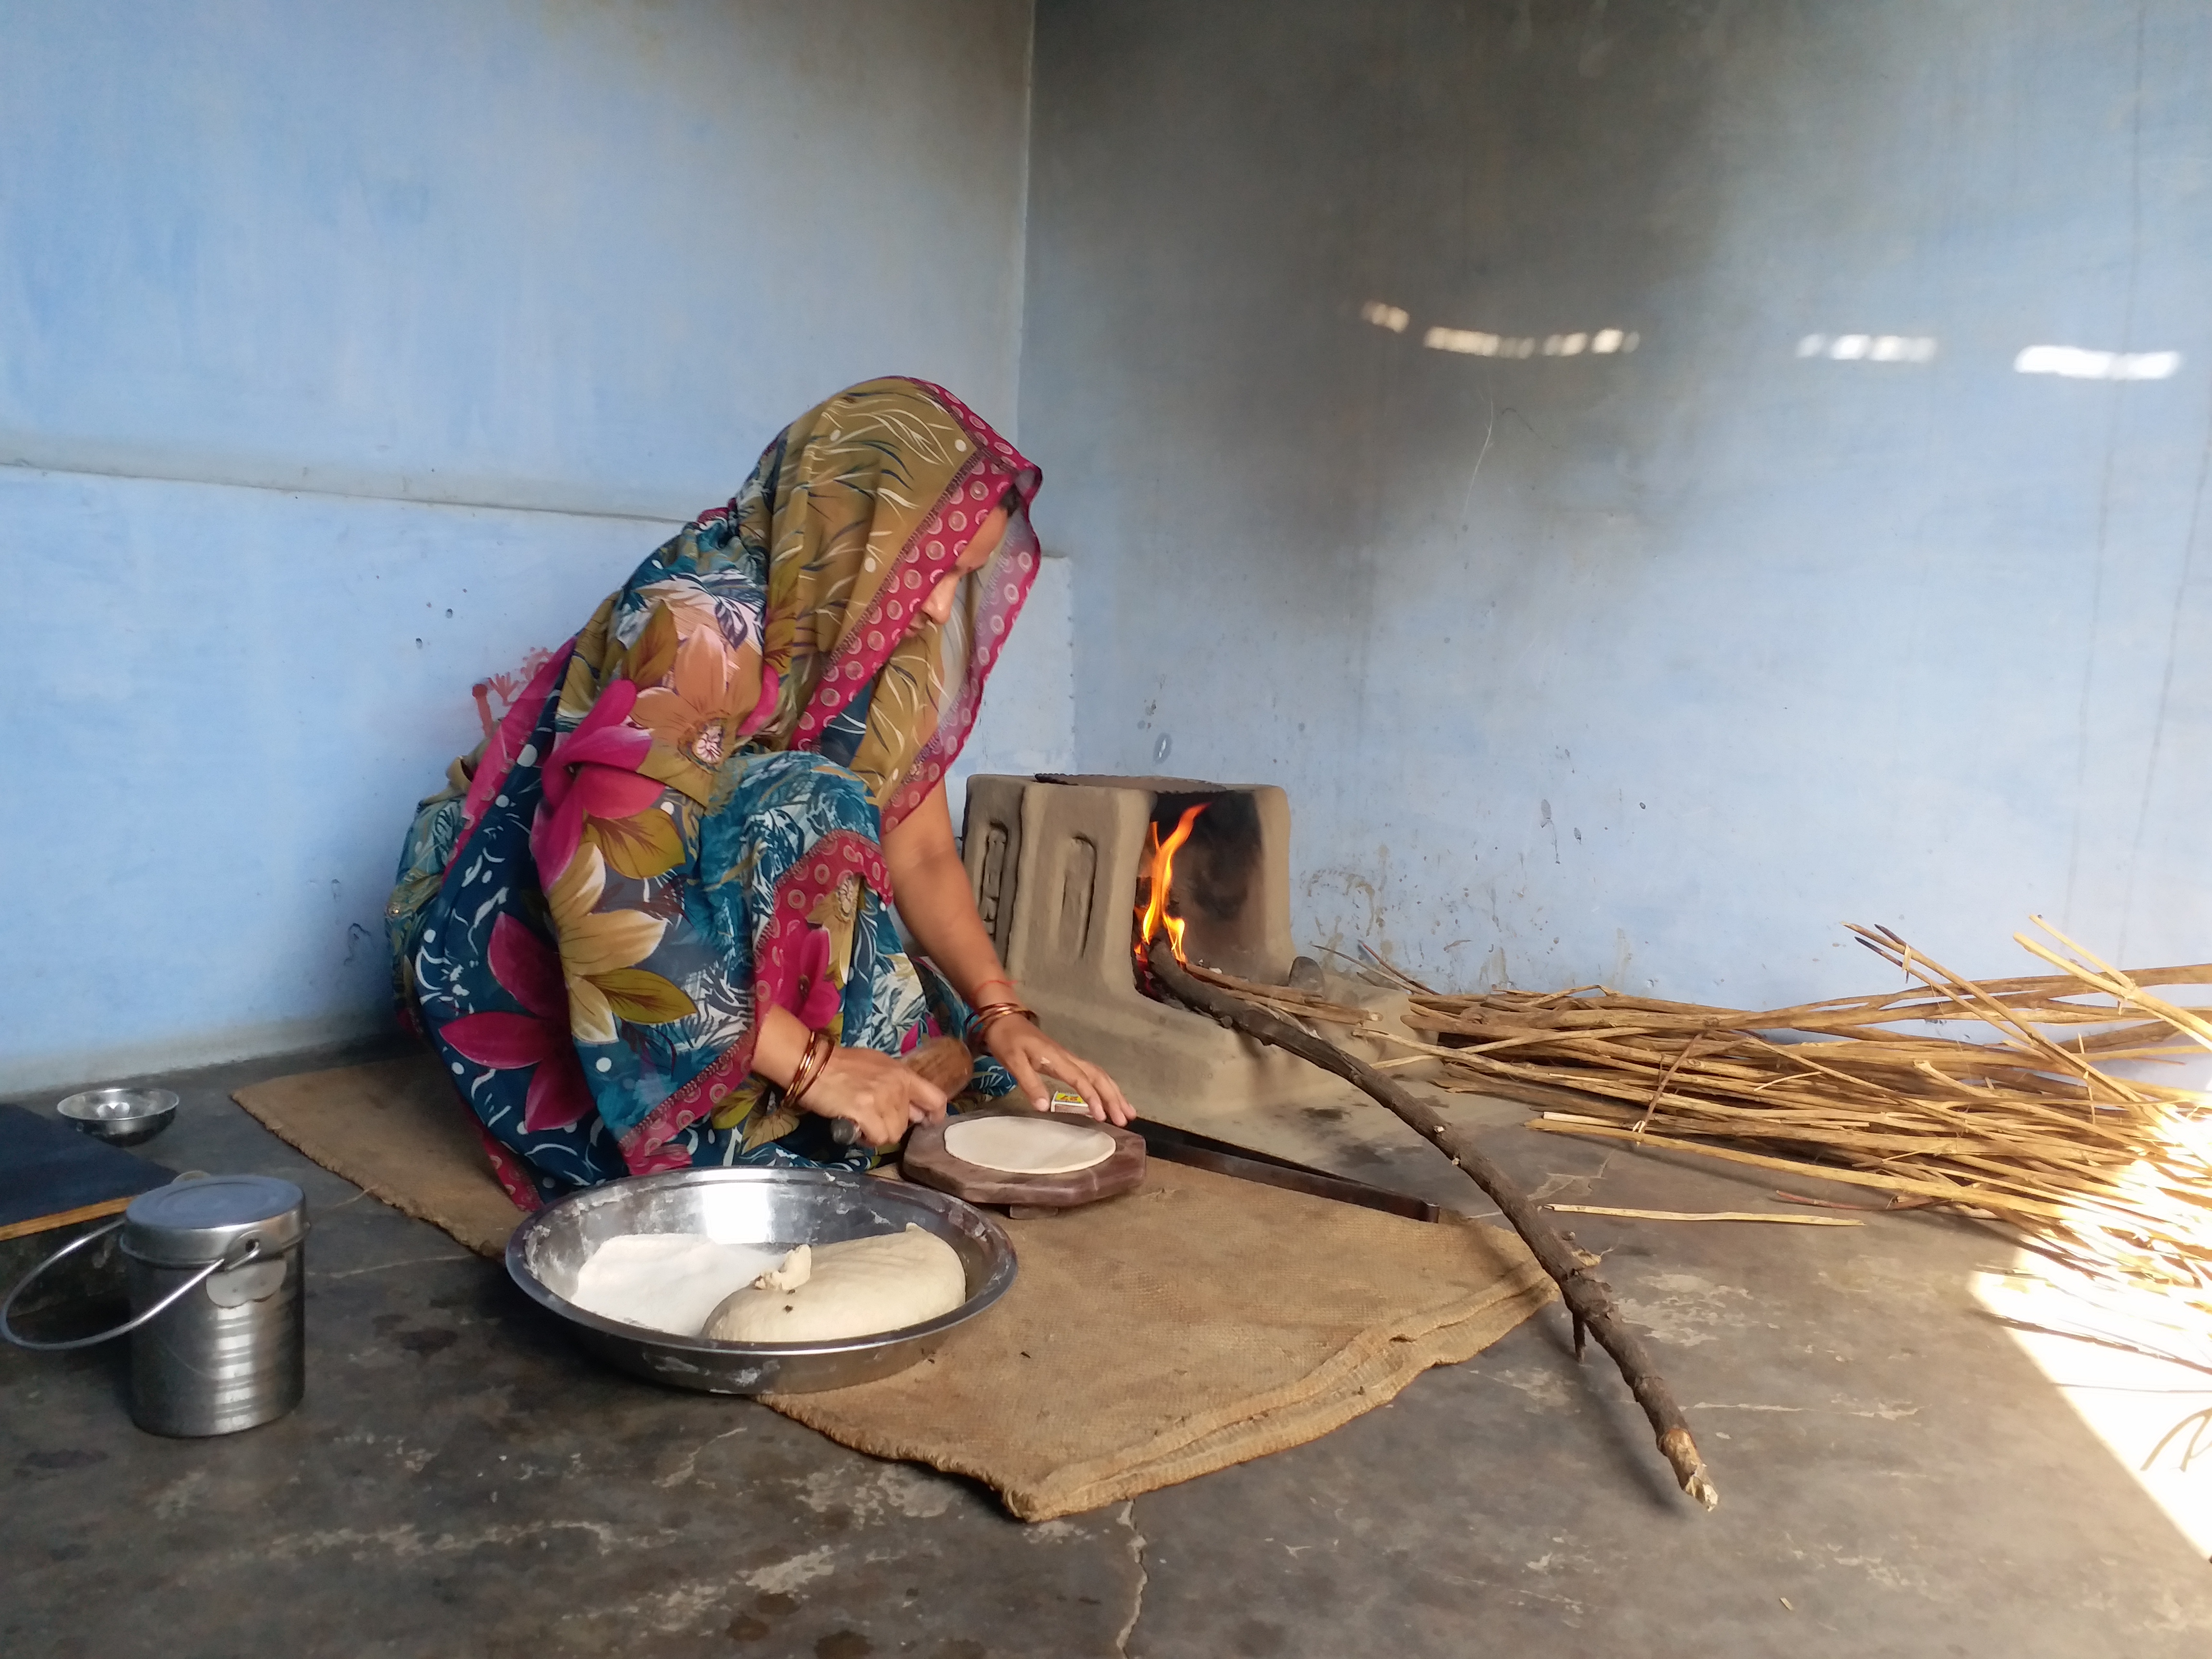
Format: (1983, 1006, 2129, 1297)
(703, 1224, 967, 1343)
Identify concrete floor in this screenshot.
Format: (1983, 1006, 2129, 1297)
(7, 1040, 2212, 1658)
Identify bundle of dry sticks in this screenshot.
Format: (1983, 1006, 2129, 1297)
(1326, 921, 2212, 1311)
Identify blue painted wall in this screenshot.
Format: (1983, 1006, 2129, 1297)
(2, 0, 1039, 1090)
(1019, 0, 2212, 1002)
(17, 0, 2208, 1091)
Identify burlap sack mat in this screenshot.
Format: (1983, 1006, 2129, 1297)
(236, 1055, 1555, 1520)
(236, 1055, 523, 1257)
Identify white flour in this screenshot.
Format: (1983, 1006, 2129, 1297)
(568, 1233, 787, 1336)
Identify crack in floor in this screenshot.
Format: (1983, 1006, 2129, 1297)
(1114, 1500, 1149, 1657)
(311, 1253, 475, 1282)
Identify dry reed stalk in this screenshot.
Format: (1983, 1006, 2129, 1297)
(1313, 943, 1435, 994)
(1177, 961, 1377, 1028)
(1544, 1204, 1863, 1226)
(1372, 921, 2212, 1313)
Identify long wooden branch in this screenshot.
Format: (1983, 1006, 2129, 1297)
(1149, 941, 1719, 1511)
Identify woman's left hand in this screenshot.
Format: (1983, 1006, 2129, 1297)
(982, 1018, 1133, 1126)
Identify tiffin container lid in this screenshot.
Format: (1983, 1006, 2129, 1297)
(122, 1176, 306, 1266)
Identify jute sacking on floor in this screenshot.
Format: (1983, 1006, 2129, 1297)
(235, 1055, 1553, 1519)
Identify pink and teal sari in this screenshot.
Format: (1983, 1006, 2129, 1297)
(386, 379, 1039, 1207)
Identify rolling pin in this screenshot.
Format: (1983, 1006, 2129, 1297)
(827, 1035, 974, 1148)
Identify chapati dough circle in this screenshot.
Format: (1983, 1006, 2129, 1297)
(943, 1113, 1116, 1175)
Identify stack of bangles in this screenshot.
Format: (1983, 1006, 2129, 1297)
(782, 1027, 836, 1112)
(967, 998, 1038, 1053)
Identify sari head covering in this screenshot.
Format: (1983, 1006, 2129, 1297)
(537, 375, 1041, 849)
(390, 378, 1040, 1189)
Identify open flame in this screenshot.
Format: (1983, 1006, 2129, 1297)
(1136, 803, 1206, 968)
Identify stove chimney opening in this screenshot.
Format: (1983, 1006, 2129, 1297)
(1132, 786, 1266, 994)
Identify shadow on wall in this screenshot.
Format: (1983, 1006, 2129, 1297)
(1021, 0, 2212, 1004)
(1022, 0, 1745, 976)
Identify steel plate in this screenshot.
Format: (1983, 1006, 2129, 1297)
(505, 1167, 1016, 1395)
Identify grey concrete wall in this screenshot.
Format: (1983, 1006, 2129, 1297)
(2, 0, 1043, 1092)
(1019, 0, 2212, 1001)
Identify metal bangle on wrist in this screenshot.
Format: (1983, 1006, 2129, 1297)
(783, 1027, 836, 1111)
(967, 998, 1039, 1054)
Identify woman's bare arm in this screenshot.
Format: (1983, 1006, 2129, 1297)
(879, 782, 1010, 1006)
(755, 1001, 946, 1148)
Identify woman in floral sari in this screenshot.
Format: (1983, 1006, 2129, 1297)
(387, 377, 1128, 1208)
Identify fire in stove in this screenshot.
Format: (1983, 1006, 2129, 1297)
(961, 774, 1423, 1119)
(1129, 787, 1269, 989)
(1134, 803, 1204, 979)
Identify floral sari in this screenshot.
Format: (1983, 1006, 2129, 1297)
(386, 379, 1040, 1207)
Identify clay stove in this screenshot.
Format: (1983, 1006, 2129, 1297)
(960, 774, 1419, 1121)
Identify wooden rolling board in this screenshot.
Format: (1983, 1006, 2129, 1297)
(902, 1108, 1146, 1210)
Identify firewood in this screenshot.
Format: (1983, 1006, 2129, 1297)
(1147, 940, 1720, 1511)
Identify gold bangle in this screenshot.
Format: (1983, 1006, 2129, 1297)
(784, 1028, 835, 1111)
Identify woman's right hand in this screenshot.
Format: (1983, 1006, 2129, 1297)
(802, 1046, 950, 1148)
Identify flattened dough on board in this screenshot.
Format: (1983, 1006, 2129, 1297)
(943, 1113, 1116, 1175)
(704, 1224, 966, 1343)
(568, 1233, 786, 1336)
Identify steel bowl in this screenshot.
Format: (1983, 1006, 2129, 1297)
(505, 1167, 1016, 1395)
(55, 1087, 179, 1147)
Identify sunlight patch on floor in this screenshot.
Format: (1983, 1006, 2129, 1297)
(1975, 1255, 2212, 1561)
